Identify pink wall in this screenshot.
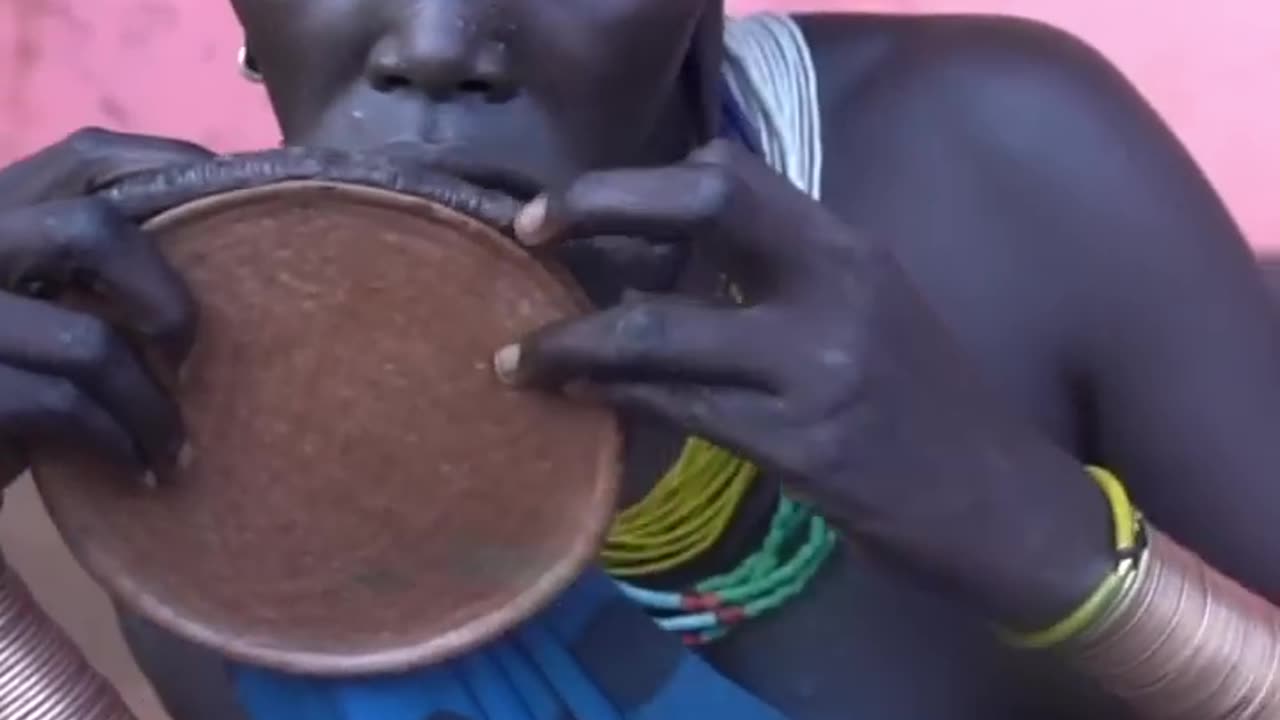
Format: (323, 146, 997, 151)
(2, 0, 1278, 248)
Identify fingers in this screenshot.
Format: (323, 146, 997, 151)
(496, 295, 776, 391)
(0, 128, 213, 210)
(553, 235, 688, 301)
(0, 198, 198, 370)
(0, 295, 184, 470)
(0, 363, 139, 472)
(0, 129, 203, 485)
(73, 130, 215, 193)
(513, 140, 806, 264)
(600, 382, 779, 460)
(514, 165, 728, 246)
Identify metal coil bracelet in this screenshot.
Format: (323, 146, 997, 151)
(0, 554, 135, 719)
(1070, 526, 1280, 719)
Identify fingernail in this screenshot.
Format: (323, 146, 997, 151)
(140, 470, 158, 489)
(514, 196, 548, 245)
(493, 344, 521, 384)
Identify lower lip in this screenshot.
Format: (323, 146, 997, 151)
(377, 142, 543, 200)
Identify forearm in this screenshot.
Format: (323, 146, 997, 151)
(1066, 526, 1280, 719)
(877, 426, 1118, 633)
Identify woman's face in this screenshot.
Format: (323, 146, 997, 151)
(230, 0, 709, 189)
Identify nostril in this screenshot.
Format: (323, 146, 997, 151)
(457, 79, 493, 95)
(370, 73, 496, 98)
(372, 73, 413, 93)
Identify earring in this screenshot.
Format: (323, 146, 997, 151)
(238, 46, 263, 83)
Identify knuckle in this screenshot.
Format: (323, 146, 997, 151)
(63, 126, 118, 157)
(611, 303, 667, 354)
(45, 197, 122, 257)
(796, 422, 848, 482)
(59, 129, 209, 193)
(35, 377, 90, 419)
(57, 315, 126, 378)
(65, 195, 119, 232)
(687, 164, 739, 226)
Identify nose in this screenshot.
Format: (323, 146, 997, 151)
(365, 2, 515, 101)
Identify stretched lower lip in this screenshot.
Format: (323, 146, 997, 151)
(378, 141, 543, 201)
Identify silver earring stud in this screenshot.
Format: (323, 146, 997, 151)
(238, 46, 263, 83)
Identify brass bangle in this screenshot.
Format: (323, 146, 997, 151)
(1067, 526, 1280, 719)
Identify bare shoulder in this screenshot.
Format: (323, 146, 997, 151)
(790, 11, 1218, 232)
(794, 12, 1147, 127)
(789, 10, 1250, 342)
(783, 12, 1270, 454)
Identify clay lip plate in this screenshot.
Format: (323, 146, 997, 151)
(31, 181, 621, 676)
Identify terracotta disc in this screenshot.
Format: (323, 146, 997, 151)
(30, 181, 620, 676)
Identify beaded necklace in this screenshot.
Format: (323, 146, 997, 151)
(601, 374, 836, 645)
(603, 438, 757, 577)
(612, 495, 835, 645)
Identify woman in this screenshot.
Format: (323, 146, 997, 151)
(2, 3, 1279, 718)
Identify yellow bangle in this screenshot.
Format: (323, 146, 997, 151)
(1089, 466, 1140, 555)
(1004, 466, 1143, 649)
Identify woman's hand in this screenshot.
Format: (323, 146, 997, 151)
(0, 128, 213, 489)
(498, 139, 1116, 629)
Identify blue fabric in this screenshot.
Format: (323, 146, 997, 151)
(232, 571, 786, 719)
(230, 91, 781, 720)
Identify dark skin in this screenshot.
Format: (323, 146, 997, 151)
(2, 3, 1279, 718)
